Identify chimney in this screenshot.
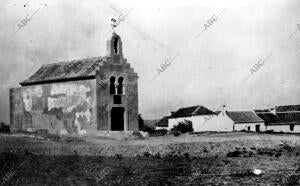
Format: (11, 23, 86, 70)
(271, 107, 277, 115)
(170, 111, 175, 116)
(222, 105, 227, 115)
(268, 104, 277, 115)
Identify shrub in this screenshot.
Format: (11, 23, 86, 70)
(115, 153, 123, 159)
(226, 150, 241, 157)
(280, 174, 300, 185)
(143, 151, 151, 157)
(141, 125, 155, 134)
(168, 130, 181, 137)
(132, 130, 143, 138)
(151, 129, 168, 137)
(153, 152, 161, 159)
(171, 120, 193, 134)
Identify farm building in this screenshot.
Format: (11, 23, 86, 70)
(155, 116, 170, 130)
(9, 32, 139, 135)
(203, 107, 265, 132)
(167, 105, 219, 132)
(227, 111, 265, 132)
(255, 105, 300, 133)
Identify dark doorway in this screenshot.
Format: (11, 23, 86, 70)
(111, 107, 125, 131)
(255, 125, 260, 132)
(290, 124, 295, 131)
(247, 126, 251, 131)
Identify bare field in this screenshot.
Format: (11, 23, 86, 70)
(1, 132, 300, 156)
(1, 132, 300, 185)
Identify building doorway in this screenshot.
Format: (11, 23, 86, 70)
(111, 107, 125, 131)
(255, 125, 260, 132)
(247, 126, 251, 131)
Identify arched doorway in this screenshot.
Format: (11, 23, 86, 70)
(111, 107, 125, 131)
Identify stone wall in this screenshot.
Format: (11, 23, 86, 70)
(10, 80, 97, 134)
(96, 59, 139, 131)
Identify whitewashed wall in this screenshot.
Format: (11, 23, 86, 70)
(234, 122, 265, 132)
(155, 126, 168, 130)
(204, 112, 234, 132)
(266, 125, 300, 133)
(168, 114, 231, 132)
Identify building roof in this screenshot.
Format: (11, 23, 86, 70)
(226, 111, 264, 124)
(276, 105, 300, 112)
(144, 119, 160, 127)
(170, 105, 216, 118)
(257, 112, 300, 125)
(155, 116, 170, 127)
(254, 109, 270, 113)
(20, 57, 104, 86)
(214, 110, 221, 115)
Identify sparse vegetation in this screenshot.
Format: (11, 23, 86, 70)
(140, 125, 167, 136)
(0, 132, 300, 185)
(132, 130, 143, 138)
(141, 125, 155, 134)
(280, 173, 300, 185)
(115, 153, 123, 159)
(169, 130, 181, 136)
(171, 120, 193, 134)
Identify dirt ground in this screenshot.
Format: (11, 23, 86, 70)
(1, 132, 300, 185)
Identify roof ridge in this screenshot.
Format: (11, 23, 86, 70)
(277, 104, 300, 107)
(42, 56, 104, 67)
(191, 105, 203, 115)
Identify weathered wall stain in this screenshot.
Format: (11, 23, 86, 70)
(22, 86, 43, 112)
(10, 80, 96, 134)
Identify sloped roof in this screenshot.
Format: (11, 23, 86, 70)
(20, 57, 104, 86)
(257, 112, 300, 125)
(226, 111, 264, 124)
(214, 110, 221, 115)
(144, 119, 159, 127)
(276, 105, 300, 112)
(155, 116, 170, 127)
(254, 109, 270, 113)
(170, 105, 216, 118)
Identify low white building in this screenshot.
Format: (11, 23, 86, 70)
(255, 105, 300, 133)
(205, 109, 265, 132)
(167, 105, 219, 132)
(227, 111, 265, 132)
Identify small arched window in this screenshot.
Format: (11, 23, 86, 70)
(110, 76, 116, 94)
(117, 77, 124, 94)
(113, 37, 119, 54)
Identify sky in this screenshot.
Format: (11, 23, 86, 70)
(0, 0, 299, 122)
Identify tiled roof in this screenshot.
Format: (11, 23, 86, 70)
(276, 105, 300, 112)
(226, 111, 264, 124)
(20, 57, 104, 86)
(144, 119, 159, 127)
(170, 105, 216, 118)
(155, 116, 170, 127)
(257, 112, 300, 125)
